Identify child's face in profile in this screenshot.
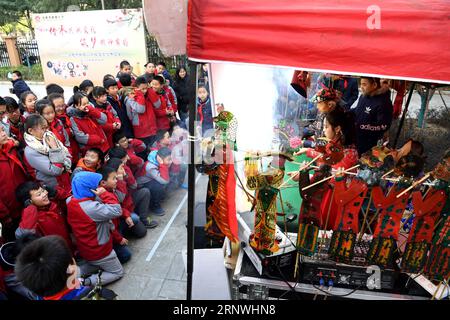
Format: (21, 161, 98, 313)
(84, 151, 100, 169)
(41, 105, 56, 124)
(157, 155, 172, 166)
(117, 137, 129, 149)
(102, 171, 118, 190)
(30, 187, 50, 207)
(107, 85, 119, 97)
(162, 156, 172, 166)
(317, 101, 334, 114)
(76, 96, 90, 112)
(198, 87, 208, 102)
(137, 83, 148, 95)
(156, 65, 164, 74)
(94, 93, 108, 105)
(24, 94, 37, 113)
(160, 132, 170, 146)
(84, 86, 94, 95)
(0, 126, 8, 145)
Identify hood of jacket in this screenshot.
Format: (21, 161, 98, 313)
(71, 171, 102, 199)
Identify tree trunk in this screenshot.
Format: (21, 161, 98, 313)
(25, 9, 35, 38)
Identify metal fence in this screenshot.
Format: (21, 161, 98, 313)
(16, 40, 41, 66)
(146, 35, 187, 71)
(0, 42, 11, 67)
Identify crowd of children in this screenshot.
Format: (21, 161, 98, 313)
(0, 60, 194, 300)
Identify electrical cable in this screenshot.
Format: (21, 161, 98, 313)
(275, 264, 302, 300)
(310, 280, 362, 298)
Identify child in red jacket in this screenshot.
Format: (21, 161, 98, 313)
(107, 148, 158, 228)
(67, 171, 124, 286)
(72, 147, 105, 178)
(36, 99, 72, 152)
(135, 147, 172, 215)
(49, 92, 80, 163)
(0, 126, 27, 241)
(69, 93, 109, 154)
(90, 86, 121, 149)
(113, 130, 146, 174)
(125, 77, 158, 149)
(15, 181, 75, 253)
(150, 75, 175, 131)
(97, 166, 136, 264)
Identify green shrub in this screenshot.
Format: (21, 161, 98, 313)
(0, 64, 44, 82)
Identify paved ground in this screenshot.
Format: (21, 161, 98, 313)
(106, 174, 208, 300)
(107, 186, 189, 300)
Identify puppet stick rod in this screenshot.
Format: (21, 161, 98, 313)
(358, 191, 373, 242)
(396, 173, 431, 198)
(318, 187, 336, 255)
(280, 154, 321, 189)
(381, 169, 395, 179)
(302, 165, 360, 191)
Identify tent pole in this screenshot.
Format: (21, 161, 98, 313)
(187, 60, 198, 300)
(393, 81, 415, 149)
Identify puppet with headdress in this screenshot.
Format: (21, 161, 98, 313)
(197, 109, 239, 245)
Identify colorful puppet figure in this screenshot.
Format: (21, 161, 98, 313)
(248, 168, 284, 254)
(367, 155, 424, 268)
(328, 175, 368, 263)
(424, 151, 450, 280)
(296, 166, 331, 256)
(197, 110, 239, 245)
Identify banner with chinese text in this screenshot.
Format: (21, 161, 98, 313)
(32, 9, 147, 86)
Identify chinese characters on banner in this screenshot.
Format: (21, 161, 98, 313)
(32, 9, 147, 86)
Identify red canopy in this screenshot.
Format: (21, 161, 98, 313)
(187, 0, 450, 84)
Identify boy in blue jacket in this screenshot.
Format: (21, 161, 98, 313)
(135, 147, 172, 215)
(351, 77, 393, 155)
(10, 71, 31, 100)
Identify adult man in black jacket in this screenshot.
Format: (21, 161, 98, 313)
(351, 77, 393, 155)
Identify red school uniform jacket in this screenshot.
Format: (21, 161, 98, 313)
(0, 140, 28, 223)
(126, 90, 158, 139)
(56, 113, 80, 163)
(70, 105, 109, 154)
(8, 116, 25, 145)
(16, 202, 75, 252)
(67, 192, 122, 261)
(93, 101, 121, 149)
(126, 139, 146, 173)
(152, 89, 173, 131)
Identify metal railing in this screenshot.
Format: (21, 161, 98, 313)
(16, 40, 41, 66)
(146, 35, 187, 71)
(0, 42, 11, 67)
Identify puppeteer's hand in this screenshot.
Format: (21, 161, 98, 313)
(120, 238, 129, 245)
(335, 167, 345, 178)
(287, 171, 300, 182)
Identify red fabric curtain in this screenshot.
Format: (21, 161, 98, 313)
(187, 0, 450, 84)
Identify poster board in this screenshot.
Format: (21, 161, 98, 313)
(32, 9, 147, 86)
